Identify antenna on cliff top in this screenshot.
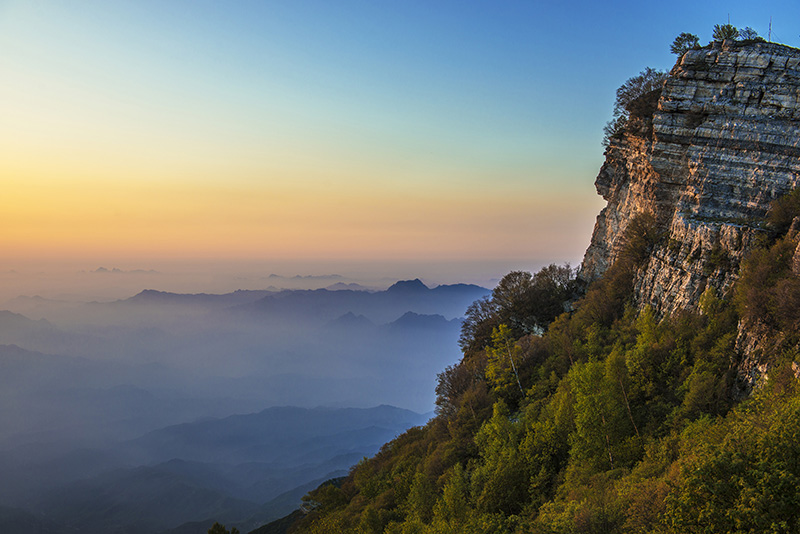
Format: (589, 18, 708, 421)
(769, 16, 772, 42)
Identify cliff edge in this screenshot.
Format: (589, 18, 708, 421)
(582, 40, 800, 316)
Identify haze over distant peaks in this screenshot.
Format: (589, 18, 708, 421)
(124, 288, 274, 307)
(325, 282, 372, 291)
(386, 279, 429, 293)
(326, 312, 374, 329)
(388, 311, 455, 330)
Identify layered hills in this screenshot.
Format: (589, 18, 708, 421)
(0, 280, 484, 534)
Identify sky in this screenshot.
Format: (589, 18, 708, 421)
(2, 0, 799, 290)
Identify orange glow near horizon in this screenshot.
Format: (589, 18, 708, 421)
(0, 1, 610, 270)
(3, 165, 599, 262)
(1, 83, 602, 265)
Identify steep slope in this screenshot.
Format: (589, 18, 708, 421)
(582, 40, 800, 314)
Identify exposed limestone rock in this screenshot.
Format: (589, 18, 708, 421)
(581, 41, 800, 393)
(733, 314, 787, 397)
(582, 40, 800, 316)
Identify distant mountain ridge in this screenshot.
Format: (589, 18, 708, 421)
(386, 278, 429, 293)
(0, 278, 481, 534)
(124, 289, 276, 307)
(235, 279, 489, 324)
(125, 405, 429, 466)
(114, 279, 488, 319)
(388, 311, 457, 330)
(0, 310, 59, 343)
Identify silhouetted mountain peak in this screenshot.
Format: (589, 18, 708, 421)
(0, 310, 55, 331)
(431, 282, 488, 293)
(128, 289, 171, 301)
(0, 310, 33, 322)
(386, 279, 429, 293)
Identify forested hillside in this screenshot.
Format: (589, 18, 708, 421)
(266, 189, 800, 533)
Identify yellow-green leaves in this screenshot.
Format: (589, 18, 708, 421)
(485, 324, 524, 401)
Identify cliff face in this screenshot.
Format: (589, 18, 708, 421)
(582, 40, 800, 316)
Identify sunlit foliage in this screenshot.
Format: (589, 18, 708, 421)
(281, 189, 800, 534)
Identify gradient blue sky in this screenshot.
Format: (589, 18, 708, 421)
(2, 0, 798, 283)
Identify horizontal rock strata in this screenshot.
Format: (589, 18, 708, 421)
(582, 40, 800, 315)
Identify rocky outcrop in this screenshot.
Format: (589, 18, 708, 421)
(582, 40, 800, 315)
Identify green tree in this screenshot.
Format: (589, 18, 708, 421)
(472, 401, 530, 515)
(485, 324, 524, 399)
(569, 359, 640, 471)
(435, 362, 473, 419)
(611, 68, 668, 124)
(712, 23, 738, 41)
(406, 472, 437, 524)
(521, 402, 571, 507)
(738, 26, 761, 40)
(667, 384, 800, 533)
(431, 463, 471, 531)
(619, 212, 662, 267)
(766, 187, 800, 238)
(670, 32, 700, 55)
(459, 295, 498, 355)
(459, 265, 577, 356)
(491, 270, 537, 336)
(603, 68, 667, 146)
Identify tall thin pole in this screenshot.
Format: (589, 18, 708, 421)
(769, 17, 772, 42)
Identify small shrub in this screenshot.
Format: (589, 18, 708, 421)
(767, 187, 800, 239)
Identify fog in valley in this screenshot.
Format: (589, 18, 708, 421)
(0, 267, 492, 533)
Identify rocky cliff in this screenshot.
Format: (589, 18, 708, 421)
(582, 40, 800, 316)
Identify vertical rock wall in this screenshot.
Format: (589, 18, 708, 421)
(582, 40, 800, 315)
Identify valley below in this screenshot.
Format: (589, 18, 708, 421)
(0, 279, 486, 533)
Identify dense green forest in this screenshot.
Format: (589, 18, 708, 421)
(269, 188, 800, 534)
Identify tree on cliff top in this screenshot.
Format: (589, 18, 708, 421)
(738, 26, 763, 41)
(712, 23, 738, 41)
(670, 32, 700, 56)
(602, 67, 667, 147)
(612, 67, 667, 118)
